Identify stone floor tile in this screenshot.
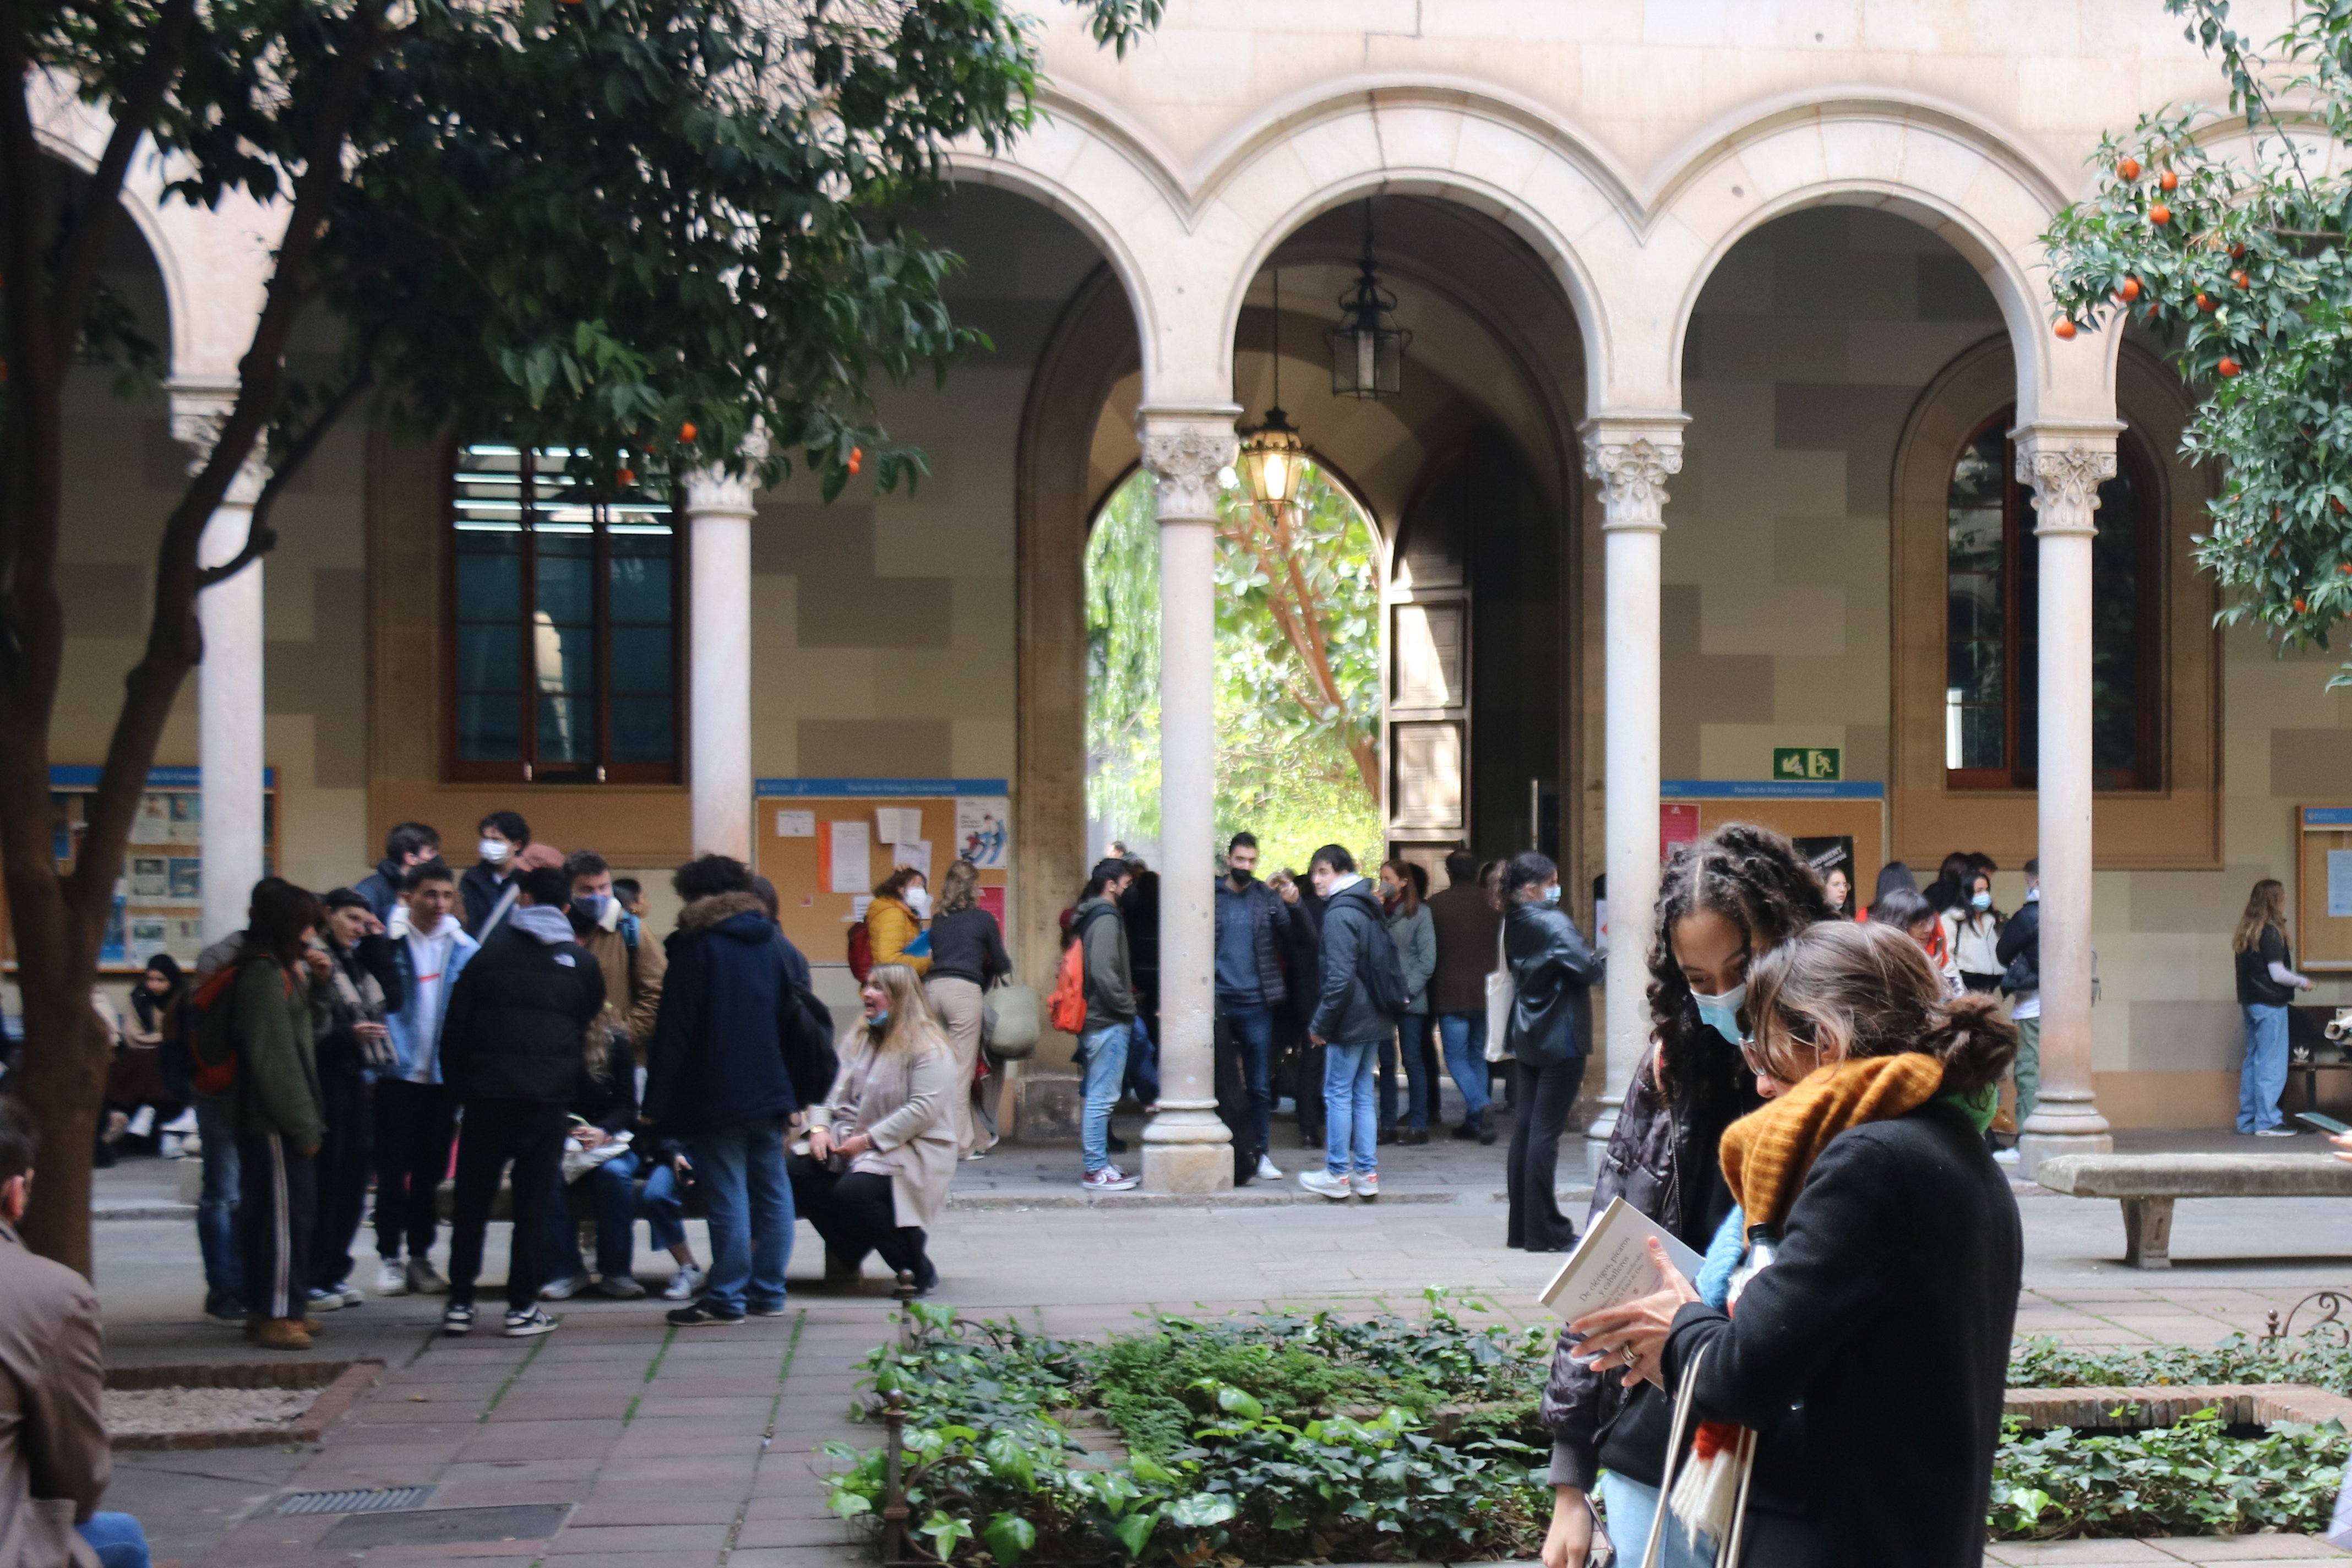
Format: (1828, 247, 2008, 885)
(542, 1523, 734, 1553)
(729, 1516, 862, 1548)
(2150, 1538, 2351, 1561)
(1988, 1543, 2192, 1564)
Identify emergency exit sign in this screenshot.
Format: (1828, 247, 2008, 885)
(1772, 747, 1841, 782)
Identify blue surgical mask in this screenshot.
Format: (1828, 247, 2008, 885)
(1970, 891, 1992, 912)
(1543, 884, 1563, 905)
(1692, 982, 1747, 1047)
(867, 1011, 890, 1033)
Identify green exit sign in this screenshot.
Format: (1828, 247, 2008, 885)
(1773, 747, 1842, 782)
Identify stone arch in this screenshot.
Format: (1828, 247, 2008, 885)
(1644, 99, 2116, 424)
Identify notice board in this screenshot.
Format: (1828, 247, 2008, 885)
(1660, 780, 1886, 913)
(0, 765, 278, 973)
(2297, 806, 2352, 971)
(752, 778, 1010, 962)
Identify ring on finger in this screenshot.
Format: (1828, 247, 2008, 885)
(1621, 1345, 1636, 1367)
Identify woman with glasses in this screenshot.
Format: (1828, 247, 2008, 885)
(1536, 824, 1837, 1568)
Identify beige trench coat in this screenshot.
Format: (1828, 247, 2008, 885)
(808, 1030, 960, 1229)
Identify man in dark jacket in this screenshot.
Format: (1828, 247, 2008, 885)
(1425, 850, 1501, 1142)
(1303, 845, 1393, 1201)
(355, 821, 441, 923)
(1072, 858, 1139, 1193)
(1995, 857, 2042, 1152)
(308, 890, 402, 1313)
(1213, 832, 1301, 1180)
(459, 810, 530, 938)
(644, 855, 803, 1325)
(437, 863, 605, 1338)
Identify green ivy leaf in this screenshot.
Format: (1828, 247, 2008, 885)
(983, 1510, 1037, 1563)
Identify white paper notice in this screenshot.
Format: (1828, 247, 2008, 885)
(875, 807, 922, 845)
(829, 820, 871, 894)
(774, 809, 815, 839)
(1538, 1197, 1707, 1321)
(955, 796, 1011, 868)
(892, 839, 933, 879)
(2331, 851, 2352, 919)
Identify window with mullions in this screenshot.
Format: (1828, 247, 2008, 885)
(1943, 411, 2160, 791)
(447, 443, 680, 783)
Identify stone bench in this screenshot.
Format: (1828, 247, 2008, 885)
(2035, 1153, 2352, 1268)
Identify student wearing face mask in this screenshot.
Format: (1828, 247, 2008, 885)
(561, 850, 667, 1060)
(1376, 859, 1438, 1145)
(1950, 865, 2006, 994)
(865, 868, 933, 977)
(460, 812, 531, 938)
(1499, 853, 1600, 1252)
(373, 860, 478, 1298)
(1535, 823, 1834, 1568)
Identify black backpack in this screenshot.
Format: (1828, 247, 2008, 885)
(777, 981, 839, 1108)
(1357, 908, 1411, 1017)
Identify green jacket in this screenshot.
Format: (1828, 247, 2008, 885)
(1075, 898, 1136, 1035)
(232, 956, 328, 1149)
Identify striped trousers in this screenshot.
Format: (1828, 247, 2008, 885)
(237, 1132, 318, 1321)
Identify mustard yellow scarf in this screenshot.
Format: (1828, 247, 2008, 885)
(1719, 1054, 1946, 1232)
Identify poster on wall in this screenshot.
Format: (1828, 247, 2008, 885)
(956, 797, 1010, 868)
(2330, 850, 2352, 919)
(824, 819, 872, 894)
(1793, 835, 1857, 915)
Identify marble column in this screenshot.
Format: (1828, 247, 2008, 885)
(173, 391, 270, 945)
(1137, 406, 1240, 1193)
(2015, 424, 2121, 1174)
(1580, 416, 1686, 1174)
(684, 454, 760, 861)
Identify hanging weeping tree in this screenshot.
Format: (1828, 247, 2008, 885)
(2042, 0, 2352, 685)
(0, 0, 1160, 1274)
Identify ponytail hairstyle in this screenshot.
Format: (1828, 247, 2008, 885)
(1745, 921, 2019, 1097)
(1645, 823, 1838, 1105)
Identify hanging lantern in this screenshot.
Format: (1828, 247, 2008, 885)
(1236, 404, 1308, 520)
(1327, 204, 1409, 399)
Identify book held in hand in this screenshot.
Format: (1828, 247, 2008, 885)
(1539, 1196, 1706, 1321)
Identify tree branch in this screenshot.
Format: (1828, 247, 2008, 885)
(195, 364, 374, 590)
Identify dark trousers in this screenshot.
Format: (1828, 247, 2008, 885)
(1219, 1003, 1277, 1155)
(310, 1072, 373, 1292)
(445, 1098, 569, 1311)
(1505, 1053, 1587, 1251)
(1293, 1042, 1326, 1144)
(788, 1163, 933, 1287)
(372, 1079, 456, 1262)
(237, 1133, 318, 1321)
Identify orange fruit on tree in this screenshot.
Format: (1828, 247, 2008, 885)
(2230, 242, 2246, 259)
(2233, 270, 2250, 289)
(847, 447, 863, 475)
(2196, 291, 2214, 311)
(679, 421, 698, 443)
(2218, 356, 2241, 377)
(2119, 276, 2142, 302)
(2159, 168, 2178, 192)
(2054, 319, 2078, 339)
(2118, 156, 2142, 181)
(2296, 596, 2309, 613)
(2149, 203, 2172, 225)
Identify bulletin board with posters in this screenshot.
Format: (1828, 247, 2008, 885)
(1660, 780, 1886, 916)
(0, 765, 279, 973)
(752, 778, 1010, 962)
(2295, 805, 2352, 971)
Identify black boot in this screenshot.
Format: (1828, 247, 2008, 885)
(1476, 1107, 1497, 1145)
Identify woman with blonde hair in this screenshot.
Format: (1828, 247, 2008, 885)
(793, 963, 957, 1292)
(1567, 920, 2021, 1566)
(924, 858, 1010, 1157)
(2234, 876, 2312, 1136)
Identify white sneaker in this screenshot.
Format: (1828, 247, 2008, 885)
(374, 1258, 410, 1297)
(2255, 1126, 2300, 1137)
(663, 1264, 706, 1302)
(160, 1134, 186, 1159)
(1352, 1172, 1380, 1200)
(1080, 1166, 1141, 1193)
(1992, 1147, 2021, 1166)
(160, 1107, 197, 1135)
(126, 1106, 156, 1140)
(305, 1286, 345, 1313)
(503, 1306, 560, 1338)
(1299, 1169, 1353, 1201)
(539, 1272, 592, 1302)
(1254, 1155, 1283, 1181)
(406, 1258, 449, 1295)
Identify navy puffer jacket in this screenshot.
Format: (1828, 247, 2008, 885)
(643, 892, 801, 1131)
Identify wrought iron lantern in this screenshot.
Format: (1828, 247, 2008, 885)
(1237, 270, 1310, 520)
(1327, 203, 1409, 400)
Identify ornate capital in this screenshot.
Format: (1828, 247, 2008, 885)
(681, 423, 767, 519)
(2013, 429, 2120, 538)
(1137, 415, 1239, 523)
(168, 386, 270, 507)
(1580, 420, 1686, 533)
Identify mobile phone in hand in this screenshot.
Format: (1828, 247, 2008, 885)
(2295, 1110, 2350, 1135)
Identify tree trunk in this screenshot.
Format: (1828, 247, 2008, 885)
(12, 974, 108, 1276)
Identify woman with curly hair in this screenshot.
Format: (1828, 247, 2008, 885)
(1537, 823, 1835, 1568)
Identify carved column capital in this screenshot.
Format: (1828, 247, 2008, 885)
(1137, 409, 1240, 524)
(2012, 427, 2121, 538)
(682, 422, 767, 518)
(1580, 416, 1688, 533)
(168, 385, 270, 507)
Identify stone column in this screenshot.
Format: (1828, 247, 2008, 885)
(1137, 406, 1240, 1193)
(684, 450, 760, 861)
(2015, 424, 2121, 1173)
(173, 391, 270, 945)
(1580, 416, 1686, 1174)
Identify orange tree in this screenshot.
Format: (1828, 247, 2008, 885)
(0, 0, 1159, 1273)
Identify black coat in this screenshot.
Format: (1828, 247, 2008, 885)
(1996, 897, 2041, 995)
(1213, 876, 1298, 1008)
(459, 859, 519, 938)
(643, 892, 802, 1131)
(439, 919, 607, 1104)
(1502, 901, 1601, 1065)
(1309, 880, 1390, 1046)
(571, 1028, 639, 1137)
(1662, 1102, 2023, 1568)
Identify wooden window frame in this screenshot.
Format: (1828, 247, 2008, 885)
(440, 442, 684, 786)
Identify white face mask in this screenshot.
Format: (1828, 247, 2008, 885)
(905, 887, 932, 919)
(478, 838, 511, 864)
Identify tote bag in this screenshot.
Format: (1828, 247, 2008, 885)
(1484, 927, 1513, 1062)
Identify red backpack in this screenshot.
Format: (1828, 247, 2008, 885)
(1047, 937, 1088, 1036)
(847, 920, 874, 983)
(188, 961, 249, 1096)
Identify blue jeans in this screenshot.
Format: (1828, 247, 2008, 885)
(545, 1149, 643, 1281)
(1221, 1003, 1277, 1154)
(2239, 1002, 2291, 1133)
(640, 1160, 689, 1253)
(1124, 1017, 1161, 1107)
(1080, 1024, 1130, 1173)
(193, 1092, 243, 1304)
(78, 1512, 152, 1568)
(1322, 1042, 1379, 1176)
(690, 1119, 792, 1314)
(1437, 1013, 1491, 1122)
(1379, 1013, 1434, 1133)
(1599, 1472, 1711, 1568)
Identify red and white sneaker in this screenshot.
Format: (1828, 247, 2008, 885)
(1081, 1166, 1140, 1192)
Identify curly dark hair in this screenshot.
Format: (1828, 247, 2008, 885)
(1645, 822, 1838, 1105)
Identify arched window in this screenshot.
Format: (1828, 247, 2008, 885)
(445, 442, 682, 783)
(1943, 409, 2161, 791)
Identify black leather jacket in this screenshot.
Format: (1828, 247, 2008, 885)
(1502, 902, 1601, 1065)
